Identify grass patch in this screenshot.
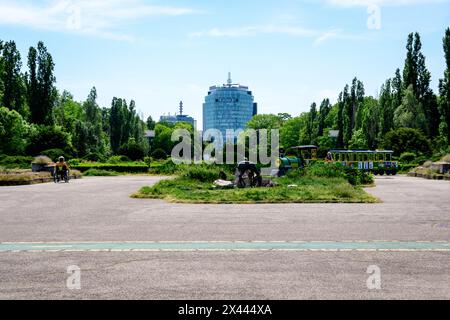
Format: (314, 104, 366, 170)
(0, 170, 51, 183)
(132, 165, 378, 204)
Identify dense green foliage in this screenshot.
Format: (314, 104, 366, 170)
(0, 155, 33, 169)
(0, 107, 29, 155)
(246, 30, 450, 159)
(383, 128, 431, 156)
(0, 39, 151, 165)
(2, 30, 450, 170)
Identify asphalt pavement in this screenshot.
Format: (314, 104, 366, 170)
(0, 175, 449, 299)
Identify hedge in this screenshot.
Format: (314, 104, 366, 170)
(399, 163, 419, 173)
(72, 163, 150, 173)
(0, 155, 34, 169)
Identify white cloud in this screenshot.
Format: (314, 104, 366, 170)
(190, 25, 317, 38)
(190, 25, 352, 45)
(0, 0, 197, 41)
(326, 0, 449, 7)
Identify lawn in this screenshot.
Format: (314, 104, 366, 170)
(132, 164, 379, 204)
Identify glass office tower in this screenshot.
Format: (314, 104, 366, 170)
(203, 73, 258, 144)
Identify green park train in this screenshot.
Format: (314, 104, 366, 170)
(275, 146, 399, 176)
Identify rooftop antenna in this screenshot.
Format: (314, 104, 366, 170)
(227, 72, 232, 86)
(179, 101, 184, 115)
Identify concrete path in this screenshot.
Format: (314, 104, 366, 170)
(0, 175, 449, 299)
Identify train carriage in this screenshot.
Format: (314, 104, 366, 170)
(329, 150, 398, 176)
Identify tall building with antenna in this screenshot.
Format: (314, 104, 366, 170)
(203, 73, 258, 144)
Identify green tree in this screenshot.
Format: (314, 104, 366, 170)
(336, 92, 345, 148)
(72, 120, 90, 157)
(0, 107, 29, 155)
(360, 96, 380, 149)
(317, 99, 331, 137)
(27, 42, 56, 125)
(348, 129, 368, 150)
(0, 40, 3, 100)
(146, 115, 156, 130)
(439, 27, 450, 144)
(109, 97, 148, 155)
(383, 128, 431, 156)
(402, 32, 439, 136)
(54, 90, 83, 134)
(403, 33, 419, 94)
(392, 68, 403, 110)
(0, 41, 26, 116)
(280, 116, 302, 148)
(379, 79, 394, 136)
(109, 97, 125, 154)
(338, 78, 365, 147)
(394, 85, 427, 132)
(246, 114, 282, 130)
(83, 87, 106, 155)
(306, 102, 318, 144)
(119, 138, 145, 161)
(26, 125, 72, 156)
(277, 113, 292, 122)
(152, 123, 175, 155)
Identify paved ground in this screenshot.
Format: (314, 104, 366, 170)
(0, 175, 449, 299)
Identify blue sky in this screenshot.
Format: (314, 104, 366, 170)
(0, 0, 449, 128)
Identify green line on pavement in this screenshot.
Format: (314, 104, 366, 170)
(0, 241, 449, 252)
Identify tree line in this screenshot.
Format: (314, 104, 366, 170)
(247, 29, 450, 158)
(0, 40, 153, 161)
(2, 30, 450, 163)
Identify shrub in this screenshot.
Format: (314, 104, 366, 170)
(304, 163, 373, 186)
(182, 166, 221, 183)
(82, 152, 106, 162)
(342, 167, 374, 186)
(108, 155, 132, 164)
(149, 160, 178, 175)
(400, 164, 419, 173)
(415, 155, 429, 165)
(26, 125, 72, 156)
(41, 149, 67, 163)
(83, 169, 119, 177)
(72, 163, 149, 173)
(399, 152, 417, 163)
(306, 163, 345, 178)
(423, 161, 433, 168)
(0, 155, 34, 169)
(383, 128, 431, 156)
(119, 140, 146, 161)
(144, 156, 152, 166)
(67, 158, 82, 166)
(32, 156, 53, 165)
(151, 148, 168, 160)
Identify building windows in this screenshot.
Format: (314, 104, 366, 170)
(203, 75, 257, 145)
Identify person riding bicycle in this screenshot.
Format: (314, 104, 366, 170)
(54, 156, 69, 181)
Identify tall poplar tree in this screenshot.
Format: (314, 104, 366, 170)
(402, 32, 439, 136)
(27, 41, 56, 125)
(439, 28, 450, 144)
(0, 41, 25, 115)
